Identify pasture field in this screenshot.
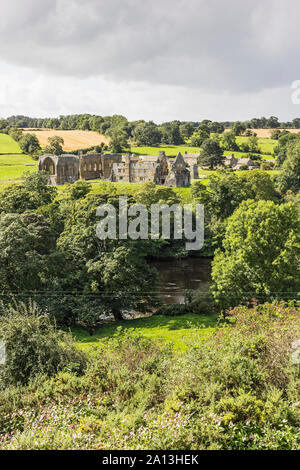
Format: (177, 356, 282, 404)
(235, 136, 277, 156)
(128, 144, 201, 156)
(0, 154, 37, 182)
(129, 136, 277, 159)
(72, 313, 218, 352)
(22, 129, 109, 151)
(0, 133, 22, 154)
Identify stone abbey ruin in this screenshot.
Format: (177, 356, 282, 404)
(38, 150, 259, 187)
(38, 151, 198, 187)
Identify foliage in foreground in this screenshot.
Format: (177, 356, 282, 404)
(0, 301, 86, 387)
(0, 303, 299, 450)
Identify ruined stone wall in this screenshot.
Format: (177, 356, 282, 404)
(130, 162, 157, 183)
(56, 155, 80, 184)
(39, 152, 194, 187)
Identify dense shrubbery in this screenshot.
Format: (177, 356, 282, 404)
(0, 301, 86, 387)
(0, 302, 298, 450)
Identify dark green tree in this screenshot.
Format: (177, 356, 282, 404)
(19, 133, 41, 155)
(277, 139, 300, 193)
(132, 121, 161, 146)
(198, 139, 224, 169)
(190, 128, 210, 147)
(0, 212, 56, 292)
(212, 200, 300, 309)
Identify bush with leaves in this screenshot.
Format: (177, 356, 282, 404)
(0, 171, 57, 214)
(0, 301, 86, 387)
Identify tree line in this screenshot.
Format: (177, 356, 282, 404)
(2, 114, 300, 150)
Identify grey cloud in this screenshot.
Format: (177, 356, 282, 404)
(0, 0, 299, 93)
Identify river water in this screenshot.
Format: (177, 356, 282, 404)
(150, 257, 211, 304)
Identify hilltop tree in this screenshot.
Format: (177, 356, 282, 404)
(198, 139, 224, 169)
(44, 136, 64, 155)
(57, 194, 159, 321)
(274, 132, 298, 165)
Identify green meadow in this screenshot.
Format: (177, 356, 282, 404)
(129, 136, 277, 161)
(0, 154, 37, 182)
(72, 313, 218, 352)
(0, 133, 22, 154)
(0, 134, 37, 182)
(128, 144, 200, 156)
(235, 136, 277, 157)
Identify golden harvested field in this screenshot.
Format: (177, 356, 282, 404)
(246, 128, 300, 137)
(225, 128, 300, 137)
(22, 129, 109, 151)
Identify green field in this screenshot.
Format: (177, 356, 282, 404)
(129, 137, 277, 161)
(72, 313, 218, 352)
(0, 134, 37, 182)
(0, 133, 22, 154)
(235, 136, 277, 157)
(128, 144, 200, 156)
(0, 154, 37, 182)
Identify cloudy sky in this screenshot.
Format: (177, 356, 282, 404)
(0, 0, 300, 122)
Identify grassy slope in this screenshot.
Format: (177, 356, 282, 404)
(0, 134, 37, 182)
(0, 133, 22, 153)
(72, 313, 218, 351)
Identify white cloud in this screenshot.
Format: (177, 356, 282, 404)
(0, 0, 299, 120)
